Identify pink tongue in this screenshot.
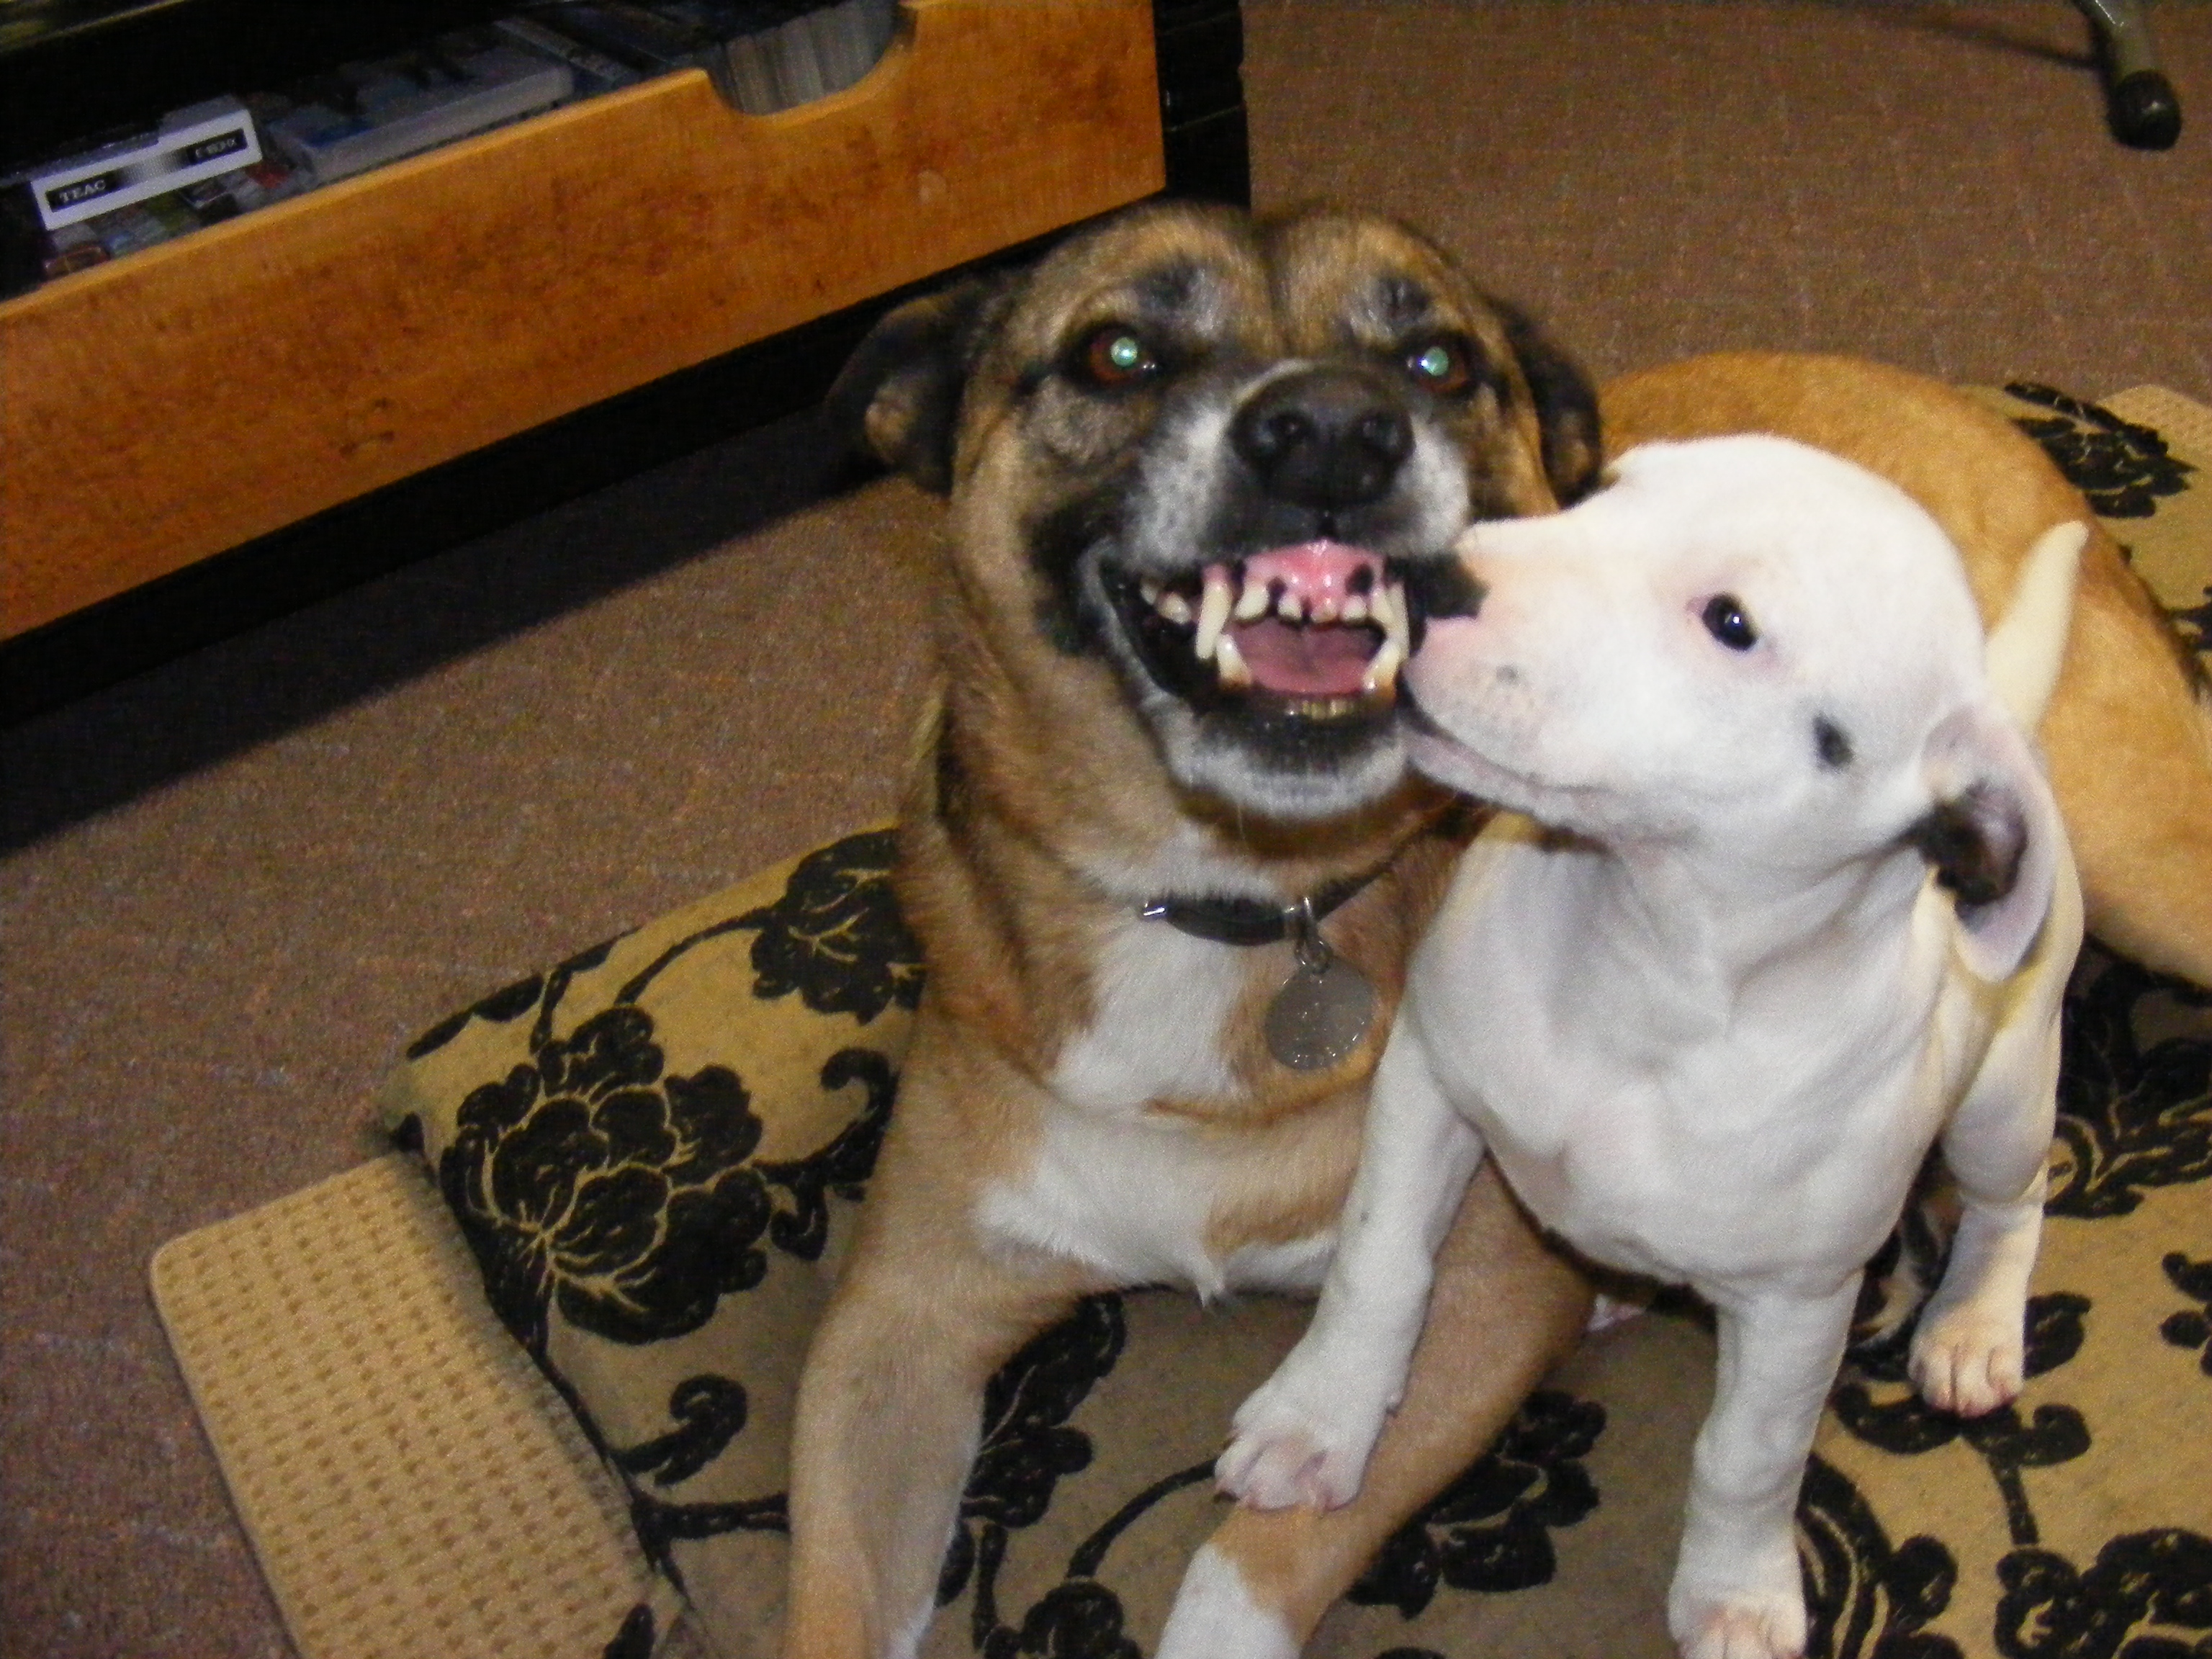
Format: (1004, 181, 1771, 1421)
(1232, 618, 1378, 696)
(1210, 541, 1385, 698)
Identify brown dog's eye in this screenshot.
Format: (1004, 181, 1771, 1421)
(1405, 337, 1473, 397)
(1077, 325, 1161, 390)
(1701, 594, 1758, 650)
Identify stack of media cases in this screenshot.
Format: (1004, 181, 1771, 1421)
(0, 0, 900, 299)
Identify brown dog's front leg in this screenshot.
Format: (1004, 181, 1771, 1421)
(782, 1197, 1091, 1659)
(1162, 1163, 1593, 1655)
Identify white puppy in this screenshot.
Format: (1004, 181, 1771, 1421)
(1217, 436, 2086, 1659)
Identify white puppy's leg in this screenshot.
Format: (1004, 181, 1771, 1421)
(1909, 1168, 2046, 1416)
(1669, 1282, 1859, 1659)
(1217, 1024, 1483, 1511)
(1910, 997, 2062, 1418)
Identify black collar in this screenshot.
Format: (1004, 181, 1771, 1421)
(1140, 866, 1385, 947)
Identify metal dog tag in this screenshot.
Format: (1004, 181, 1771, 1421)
(1264, 899, 1375, 1071)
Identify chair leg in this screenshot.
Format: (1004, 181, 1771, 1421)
(2072, 0, 2182, 148)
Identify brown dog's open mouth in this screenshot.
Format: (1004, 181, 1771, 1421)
(1110, 541, 1415, 721)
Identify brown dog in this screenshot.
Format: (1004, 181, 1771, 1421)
(785, 200, 1600, 1659)
(782, 204, 2212, 1658)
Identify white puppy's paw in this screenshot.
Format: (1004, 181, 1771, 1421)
(1670, 1591, 1809, 1659)
(1908, 1300, 2026, 1417)
(1215, 1372, 1387, 1512)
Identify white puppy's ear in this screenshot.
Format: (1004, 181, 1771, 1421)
(1909, 703, 2063, 982)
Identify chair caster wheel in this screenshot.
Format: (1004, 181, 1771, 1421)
(2109, 68, 2182, 149)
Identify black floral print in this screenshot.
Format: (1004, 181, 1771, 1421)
(966, 1457, 1214, 1658)
(734, 828, 925, 1022)
(755, 1046, 896, 1261)
(1797, 1455, 1962, 1659)
(2157, 1252, 2212, 1377)
(1347, 1388, 1604, 1615)
(978, 1578, 1141, 1659)
(439, 1004, 771, 1354)
(2049, 957, 2212, 1220)
(629, 1484, 787, 1583)
(1833, 1293, 2090, 1547)
(406, 935, 619, 1061)
(940, 1295, 1128, 1606)
(2005, 382, 2195, 519)
(1994, 1529, 2212, 1658)
(603, 1604, 655, 1659)
(612, 1375, 751, 1488)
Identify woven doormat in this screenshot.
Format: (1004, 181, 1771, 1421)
(150, 1155, 700, 1659)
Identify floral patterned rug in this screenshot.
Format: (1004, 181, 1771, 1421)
(158, 385, 2211, 1659)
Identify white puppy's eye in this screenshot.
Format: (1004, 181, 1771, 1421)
(1701, 595, 1758, 651)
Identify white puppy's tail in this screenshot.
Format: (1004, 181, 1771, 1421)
(1983, 520, 2087, 731)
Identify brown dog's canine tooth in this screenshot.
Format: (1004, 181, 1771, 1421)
(1215, 633, 1253, 688)
(1195, 571, 1234, 660)
(1362, 634, 1405, 698)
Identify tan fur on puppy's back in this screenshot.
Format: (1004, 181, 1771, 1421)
(1602, 352, 2212, 987)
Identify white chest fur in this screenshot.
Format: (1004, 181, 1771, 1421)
(1417, 829, 1956, 1289)
(981, 913, 1336, 1298)
(1049, 915, 1249, 1112)
(976, 1102, 1337, 1298)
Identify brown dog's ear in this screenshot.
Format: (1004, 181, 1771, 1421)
(824, 272, 1022, 493)
(1493, 299, 1603, 507)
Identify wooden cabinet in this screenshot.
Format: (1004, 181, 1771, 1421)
(0, 0, 1179, 644)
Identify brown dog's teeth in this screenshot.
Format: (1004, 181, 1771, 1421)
(1277, 588, 1305, 623)
(1362, 636, 1404, 698)
(1382, 582, 1412, 653)
(1158, 590, 1194, 625)
(1311, 596, 1341, 624)
(1342, 593, 1370, 623)
(1214, 632, 1252, 688)
(1195, 570, 1233, 661)
(1141, 577, 1163, 606)
(1233, 580, 1271, 621)
(1360, 580, 1412, 696)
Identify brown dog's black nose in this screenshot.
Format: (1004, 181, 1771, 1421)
(1231, 369, 1415, 510)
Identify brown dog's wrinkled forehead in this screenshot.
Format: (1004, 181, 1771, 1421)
(827, 199, 1600, 511)
(981, 202, 1518, 372)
